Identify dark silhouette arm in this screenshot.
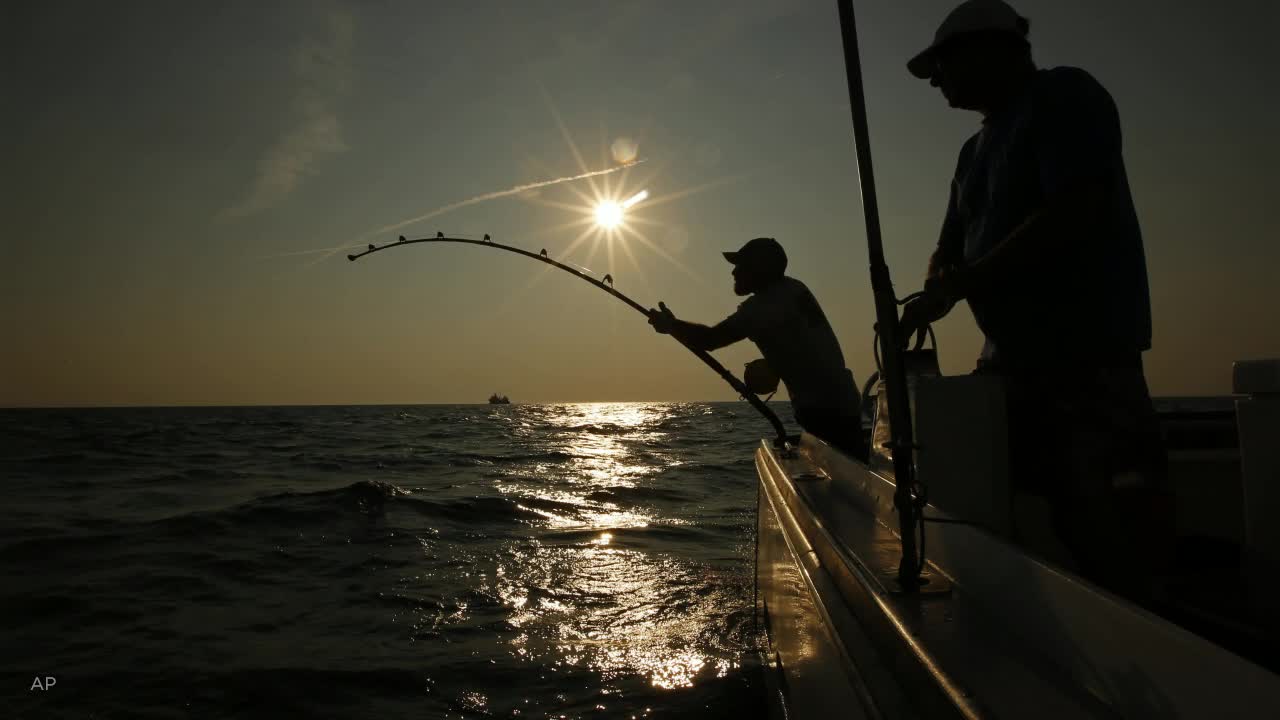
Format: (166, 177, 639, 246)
(666, 318, 747, 351)
(906, 137, 975, 333)
(920, 170, 968, 317)
(929, 139, 973, 281)
(650, 303, 747, 351)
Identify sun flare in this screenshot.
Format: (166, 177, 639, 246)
(512, 118, 714, 286)
(594, 201, 624, 229)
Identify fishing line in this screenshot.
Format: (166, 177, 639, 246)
(348, 234, 791, 446)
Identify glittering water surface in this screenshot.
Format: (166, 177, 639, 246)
(2, 403, 787, 718)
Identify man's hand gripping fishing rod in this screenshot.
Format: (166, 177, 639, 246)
(348, 235, 791, 448)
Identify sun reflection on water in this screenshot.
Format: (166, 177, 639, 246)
(495, 543, 733, 690)
(488, 402, 738, 691)
(555, 403, 672, 488)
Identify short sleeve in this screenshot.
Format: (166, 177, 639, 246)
(1033, 68, 1122, 198)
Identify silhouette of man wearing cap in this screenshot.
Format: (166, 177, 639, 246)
(648, 237, 866, 457)
(897, 0, 1168, 598)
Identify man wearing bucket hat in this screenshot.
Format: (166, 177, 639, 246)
(648, 237, 866, 457)
(897, 0, 1169, 598)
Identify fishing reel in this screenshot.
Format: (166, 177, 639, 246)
(743, 358, 780, 396)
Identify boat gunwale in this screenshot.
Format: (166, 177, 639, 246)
(756, 448, 892, 720)
(757, 439, 985, 719)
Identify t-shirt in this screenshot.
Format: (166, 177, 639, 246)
(720, 276, 860, 414)
(936, 66, 1152, 369)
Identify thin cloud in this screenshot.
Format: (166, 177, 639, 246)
(220, 7, 353, 219)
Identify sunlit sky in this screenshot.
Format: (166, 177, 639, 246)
(5, 0, 1277, 407)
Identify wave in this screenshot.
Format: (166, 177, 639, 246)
(552, 422, 637, 435)
(585, 485, 693, 503)
(153, 480, 567, 530)
(537, 524, 713, 545)
(14, 452, 89, 464)
(441, 449, 583, 466)
(399, 493, 549, 525)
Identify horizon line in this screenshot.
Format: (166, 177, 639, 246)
(0, 399, 786, 411)
(0, 394, 1234, 411)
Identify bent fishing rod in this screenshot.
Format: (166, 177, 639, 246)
(348, 234, 790, 446)
(837, 0, 925, 590)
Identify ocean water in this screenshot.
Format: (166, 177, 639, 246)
(2, 403, 790, 719)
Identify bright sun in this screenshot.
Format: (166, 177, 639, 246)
(594, 201, 624, 229)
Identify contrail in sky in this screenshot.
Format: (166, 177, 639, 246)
(266, 160, 644, 263)
(367, 159, 644, 238)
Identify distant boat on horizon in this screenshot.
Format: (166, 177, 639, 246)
(488, 393, 510, 405)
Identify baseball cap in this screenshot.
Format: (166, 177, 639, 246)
(907, 0, 1028, 79)
(723, 237, 787, 274)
